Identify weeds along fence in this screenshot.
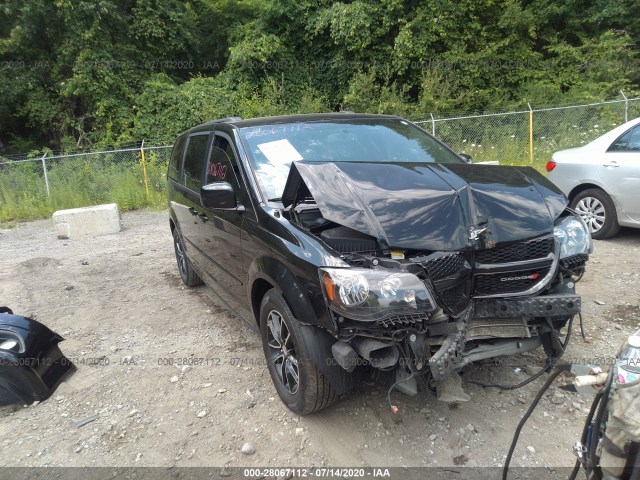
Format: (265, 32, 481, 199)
(415, 93, 640, 170)
(0, 146, 171, 222)
(2, 94, 640, 223)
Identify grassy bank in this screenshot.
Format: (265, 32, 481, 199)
(0, 150, 168, 223)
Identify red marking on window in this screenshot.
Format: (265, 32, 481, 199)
(208, 162, 227, 180)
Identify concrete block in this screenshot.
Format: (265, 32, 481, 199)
(52, 203, 121, 239)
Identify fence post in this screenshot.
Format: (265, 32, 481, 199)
(430, 113, 436, 136)
(620, 90, 628, 123)
(41, 153, 50, 198)
(140, 140, 150, 200)
(527, 103, 534, 164)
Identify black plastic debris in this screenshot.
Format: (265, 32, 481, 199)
(0, 308, 75, 405)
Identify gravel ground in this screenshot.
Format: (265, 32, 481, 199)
(0, 209, 638, 472)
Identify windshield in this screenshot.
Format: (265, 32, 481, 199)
(239, 118, 465, 201)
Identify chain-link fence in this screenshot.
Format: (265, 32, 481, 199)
(415, 93, 640, 169)
(2, 94, 639, 223)
(0, 146, 171, 222)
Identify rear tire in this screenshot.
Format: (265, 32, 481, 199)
(571, 188, 620, 240)
(172, 228, 203, 287)
(259, 289, 337, 414)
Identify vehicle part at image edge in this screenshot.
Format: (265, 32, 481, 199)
(571, 188, 621, 240)
(0, 308, 75, 406)
(503, 332, 640, 480)
(259, 290, 337, 414)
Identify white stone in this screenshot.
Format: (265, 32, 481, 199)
(53, 203, 121, 239)
(241, 443, 255, 455)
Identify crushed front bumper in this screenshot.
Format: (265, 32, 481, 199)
(428, 293, 580, 381)
(474, 294, 581, 319)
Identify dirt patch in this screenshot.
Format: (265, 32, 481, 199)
(609, 304, 640, 327)
(0, 211, 639, 469)
(17, 257, 62, 273)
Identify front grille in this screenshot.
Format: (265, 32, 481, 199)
(475, 237, 553, 264)
(421, 253, 466, 280)
(413, 253, 471, 314)
(474, 268, 550, 295)
(437, 284, 468, 312)
(412, 236, 557, 305)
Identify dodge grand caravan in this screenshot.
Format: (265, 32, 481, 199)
(167, 113, 591, 414)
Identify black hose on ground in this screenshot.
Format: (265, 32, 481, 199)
(500, 317, 577, 480)
(503, 362, 612, 480)
(502, 368, 564, 480)
(498, 316, 616, 480)
(578, 312, 587, 342)
(465, 361, 553, 390)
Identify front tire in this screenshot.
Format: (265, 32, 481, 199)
(259, 289, 336, 414)
(172, 228, 203, 287)
(571, 188, 620, 240)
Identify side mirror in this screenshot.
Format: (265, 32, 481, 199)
(459, 153, 472, 164)
(200, 182, 244, 211)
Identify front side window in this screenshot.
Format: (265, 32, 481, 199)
(239, 118, 464, 200)
(206, 136, 241, 190)
(205, 135, 246, 206)
(182, 134, 209, 191)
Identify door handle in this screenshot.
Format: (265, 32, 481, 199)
(198, 213, 209, 222)
(189, 207, 199, 216)
(603, 162, 620, 168)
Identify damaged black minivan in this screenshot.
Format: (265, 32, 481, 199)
(167, 113, 591, 414)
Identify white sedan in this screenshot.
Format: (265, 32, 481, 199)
(547, 117, 640, 239)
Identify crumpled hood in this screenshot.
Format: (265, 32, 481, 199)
(282, 161, 568, 251)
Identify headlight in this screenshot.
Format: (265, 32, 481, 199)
(554, 215, 593, 259)
(319, 268, 437, 320)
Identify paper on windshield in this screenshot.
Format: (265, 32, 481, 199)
(257, 139, 303, 165)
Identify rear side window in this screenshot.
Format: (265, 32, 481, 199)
(182, 134, 209, 191)
(168, 135, 186, 181)
(608, 125, 640, 152)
